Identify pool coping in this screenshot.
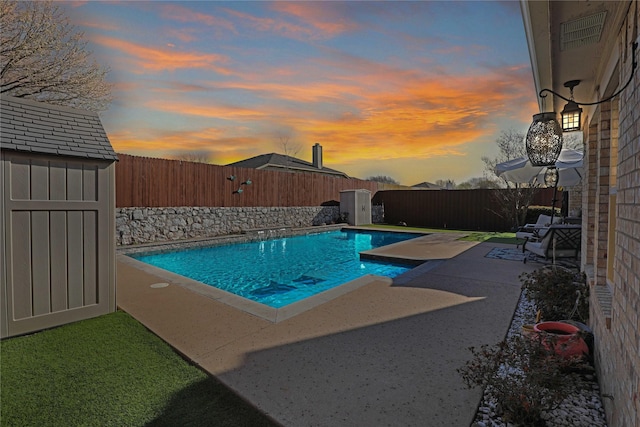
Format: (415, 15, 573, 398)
(119, 255, 413, 323)
(117, 226, 430, 322)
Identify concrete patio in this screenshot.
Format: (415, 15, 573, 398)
(116, 232, 537, 426)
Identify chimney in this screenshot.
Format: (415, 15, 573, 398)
(312, 143, 323, 169)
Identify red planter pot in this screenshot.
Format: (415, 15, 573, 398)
(533, 321, 589, 358)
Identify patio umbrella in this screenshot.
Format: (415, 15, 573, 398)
(496, 148, 583, 223)
(495, 148, 584, 187)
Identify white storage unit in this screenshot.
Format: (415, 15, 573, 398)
(340, 189, 371, 226)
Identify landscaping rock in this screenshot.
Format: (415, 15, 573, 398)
(115, 206, 385, 246)
(473, 290, 608, 427)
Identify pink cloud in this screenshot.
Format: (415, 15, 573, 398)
(270, 2, 360, 37)
(159, 4, 237, 35)
(79, 18, 120, 31)
(223, 8, 330, 41)
(165, 28, 198, 44)
(63, 1, 89, 8)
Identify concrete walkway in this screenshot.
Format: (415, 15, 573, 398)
(117, 233, 537, 426)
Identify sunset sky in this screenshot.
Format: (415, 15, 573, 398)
(67, 1, 538, 186)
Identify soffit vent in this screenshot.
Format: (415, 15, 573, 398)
(560, 11, 607, 51)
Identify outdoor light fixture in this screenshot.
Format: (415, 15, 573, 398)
(233, 188, 243, 194)
(545, 166, 561, 223)
(241, 179, 252, 185)
(526, 41, 637, 166)
(560, 80, 582, 132)
(227, 175, 236, 181)
(544, 167, 559, 188)
(525, 112, 563, 167)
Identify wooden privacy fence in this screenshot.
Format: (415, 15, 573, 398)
(116, 154, 557, 231)
(372, 188, 556, 231)
(115, 154, 388, 208)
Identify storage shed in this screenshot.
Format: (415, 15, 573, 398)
(340, 189, 372, 226)
(1, 96, 118, 338)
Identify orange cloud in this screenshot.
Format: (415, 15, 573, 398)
(146, 100, 268, 121)
(91, 35, 232, 75)
(283, 110, 487, 164)
(111, 81, 142, 93)
(127, 57, 534, 169)
(108, 127, 267, 165)
(106, 39, 534, 180)
(211, 79, 364, 103)
(256, 63, 535, 161)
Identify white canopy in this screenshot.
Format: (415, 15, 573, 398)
(495, 148, 583, 187)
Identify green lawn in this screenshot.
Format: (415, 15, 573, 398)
(365, 224, 521, 244)
(0, 311, 279, 427)
(458, 231, 521, 244)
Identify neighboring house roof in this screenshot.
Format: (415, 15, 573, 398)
(0, 95, 117, 161)
(227, 152, 349, 178)
(411, 182, 442, 189)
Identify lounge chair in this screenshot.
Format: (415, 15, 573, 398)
(516, 214, 561, 248)
(522, 224, 581, 264)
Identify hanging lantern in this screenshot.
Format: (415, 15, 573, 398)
(560, 80, 583, 132)
(526, 112, 563, 166)
(544, 167, 559, 187)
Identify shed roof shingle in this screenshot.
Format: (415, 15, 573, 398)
(0, 95, 117, 161)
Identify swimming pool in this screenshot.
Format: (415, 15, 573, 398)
(132, 230, 418, 308)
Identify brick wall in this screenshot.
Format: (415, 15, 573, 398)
(595, 101, 611, 286)
(567, 187, 582, 217)
(588, 7, 639, 425)
(582, 122, 598, 266)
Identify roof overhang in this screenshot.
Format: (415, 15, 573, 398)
(520, 0, 630, 122)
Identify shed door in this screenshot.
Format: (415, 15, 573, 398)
(1, 153, 115, 338)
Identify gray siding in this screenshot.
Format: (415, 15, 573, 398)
(1, 152, 116, 338)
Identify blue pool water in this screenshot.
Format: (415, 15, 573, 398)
(132, 230, 418, 308)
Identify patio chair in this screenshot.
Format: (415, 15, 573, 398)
(516, 214, 561, 248)
(522, 224, 581, 264)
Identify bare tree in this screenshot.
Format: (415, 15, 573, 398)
(278, 135, 300, 206)
(562, 132, 584, 151)
(280, 136, 301, 161)
(366, 175, 399, 185)
(173, 151, 210, 163)
(1, 0, 112, 111)
(457, 177, 501, 189)
(481, 129, 528, 180)
(435, 179, 457, 189)
(482, 129, 539, 229)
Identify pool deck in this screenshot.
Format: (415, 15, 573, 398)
(117, 231, 537, 426)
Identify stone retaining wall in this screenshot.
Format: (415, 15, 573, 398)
(116, 205, 385, 246)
